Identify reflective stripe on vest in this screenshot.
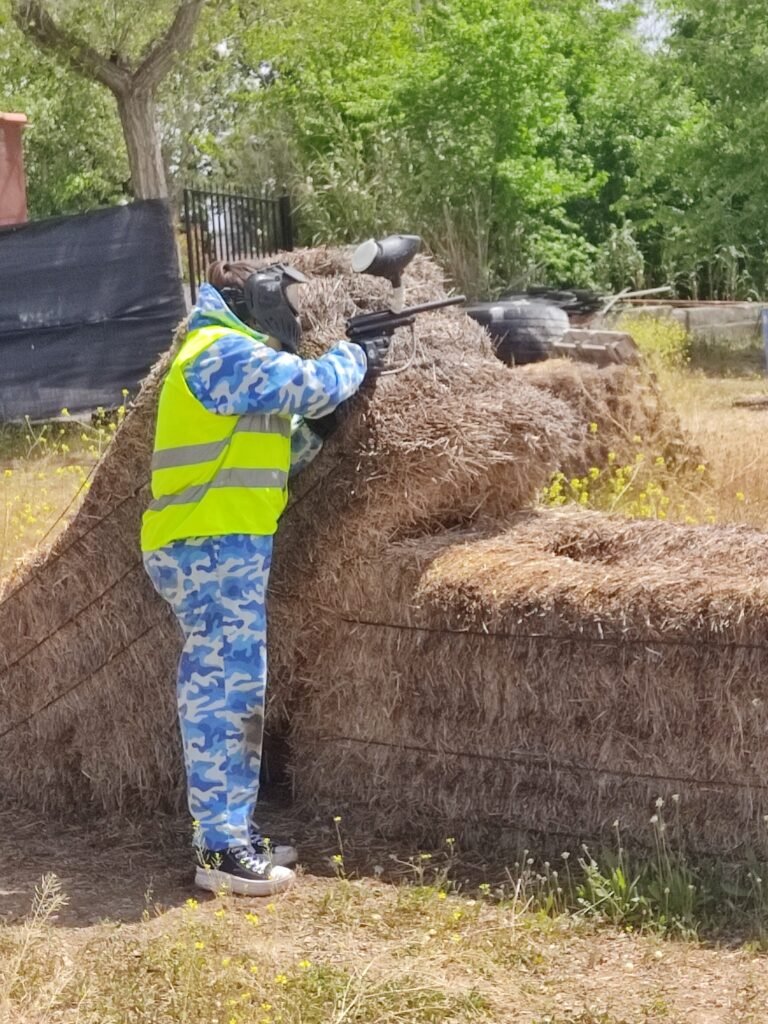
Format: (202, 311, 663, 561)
(148, 468, 288, 512)
(150, 414, 292, 471)
(140, 324, 292, 551)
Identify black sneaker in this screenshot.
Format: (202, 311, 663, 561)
(195, 846, 295, 896)
(249, 824, 298, 867)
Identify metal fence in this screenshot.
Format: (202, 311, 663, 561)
(182, 187, 294, 302)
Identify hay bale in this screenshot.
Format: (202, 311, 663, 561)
(0, 245, 707, 849)
(289, 511, 768, 855)
(0, 359, 182, 815)
(518, 359, 695, 474)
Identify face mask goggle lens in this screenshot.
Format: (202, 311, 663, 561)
(284, 282, 301, 314)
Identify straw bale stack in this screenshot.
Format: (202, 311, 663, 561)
(1, 244, 741, 858)
(519, 360, 694, 474)
(0, 245, 581, 817)
(0, 364, 181, 815)
(290, 510, 768, 855)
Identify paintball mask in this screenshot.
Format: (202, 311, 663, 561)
(222, 263, 308, 354)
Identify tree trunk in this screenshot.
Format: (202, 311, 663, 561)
(116, 89, 167, 200)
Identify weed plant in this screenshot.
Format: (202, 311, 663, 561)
(473, 800, 768, 943)
(540, 432, 714, 525)
(616, 314, 691, 371)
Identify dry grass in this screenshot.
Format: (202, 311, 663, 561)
(2, 825, 768, 1024)
(0, 422, 104, 578)
(0, 410, 128, 578)
(0, 457, 89, 576)
(661, 369, 768, 528)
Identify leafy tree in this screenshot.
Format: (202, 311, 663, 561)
(0, 9, 128, 215)
(631, 0, 768, 297)
(10, 0, 206, 198)
(221, 0, 661, 294)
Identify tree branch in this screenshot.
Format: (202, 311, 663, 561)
(134, 0, 206, 92)
(11, 0, 130, 94)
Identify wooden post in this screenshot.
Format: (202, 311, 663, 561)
(0, 112, 28, 227)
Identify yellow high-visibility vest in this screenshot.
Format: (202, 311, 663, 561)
(141, 324, 291, 551)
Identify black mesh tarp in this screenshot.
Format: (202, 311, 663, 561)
(0, 199, 185, 420)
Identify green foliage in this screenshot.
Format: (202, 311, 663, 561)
(213, 0, 665, 295)
(616, 313, 691, 368)
(575, 810, 701, 937)
(627, 0, 768, 298)
(0, 10, 128, 215)
(6, 0, 768, 299)
(38, 0, 187, 59)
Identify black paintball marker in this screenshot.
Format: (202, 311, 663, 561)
(305, 235, 466, 439)
(345, 235, 466, 367)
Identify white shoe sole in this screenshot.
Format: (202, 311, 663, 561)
(195, 864, 295, 896)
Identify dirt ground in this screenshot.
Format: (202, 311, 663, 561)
(3, 802, 768, 1023)
(0, 799, 337, 927)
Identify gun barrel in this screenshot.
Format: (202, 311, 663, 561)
(346, 295, 466, 339)
(395, 295, 466, 316)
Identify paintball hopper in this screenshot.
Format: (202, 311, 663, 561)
(242, 262, 308, 354)
(352, 234, 422, 310)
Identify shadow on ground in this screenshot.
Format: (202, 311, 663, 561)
(0, 801, 429, 928)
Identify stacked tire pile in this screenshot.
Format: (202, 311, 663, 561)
(465, 289, 604, 365)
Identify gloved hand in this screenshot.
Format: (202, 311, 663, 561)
(304, 398, 354, 440)
(351, 335, 391, 379)
(304, 409, 339, 440)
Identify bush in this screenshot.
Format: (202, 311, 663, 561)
(616, 313, 691, 369)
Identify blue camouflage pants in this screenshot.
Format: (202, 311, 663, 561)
(143, 534, 272, 851)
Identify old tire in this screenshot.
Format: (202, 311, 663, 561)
(465, 299, 569, 365)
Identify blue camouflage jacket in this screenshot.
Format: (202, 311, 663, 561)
(184, 282, 366, 478)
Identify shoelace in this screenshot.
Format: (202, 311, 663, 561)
(250, 826, 280, 851)
(232, 846, 272, 876)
